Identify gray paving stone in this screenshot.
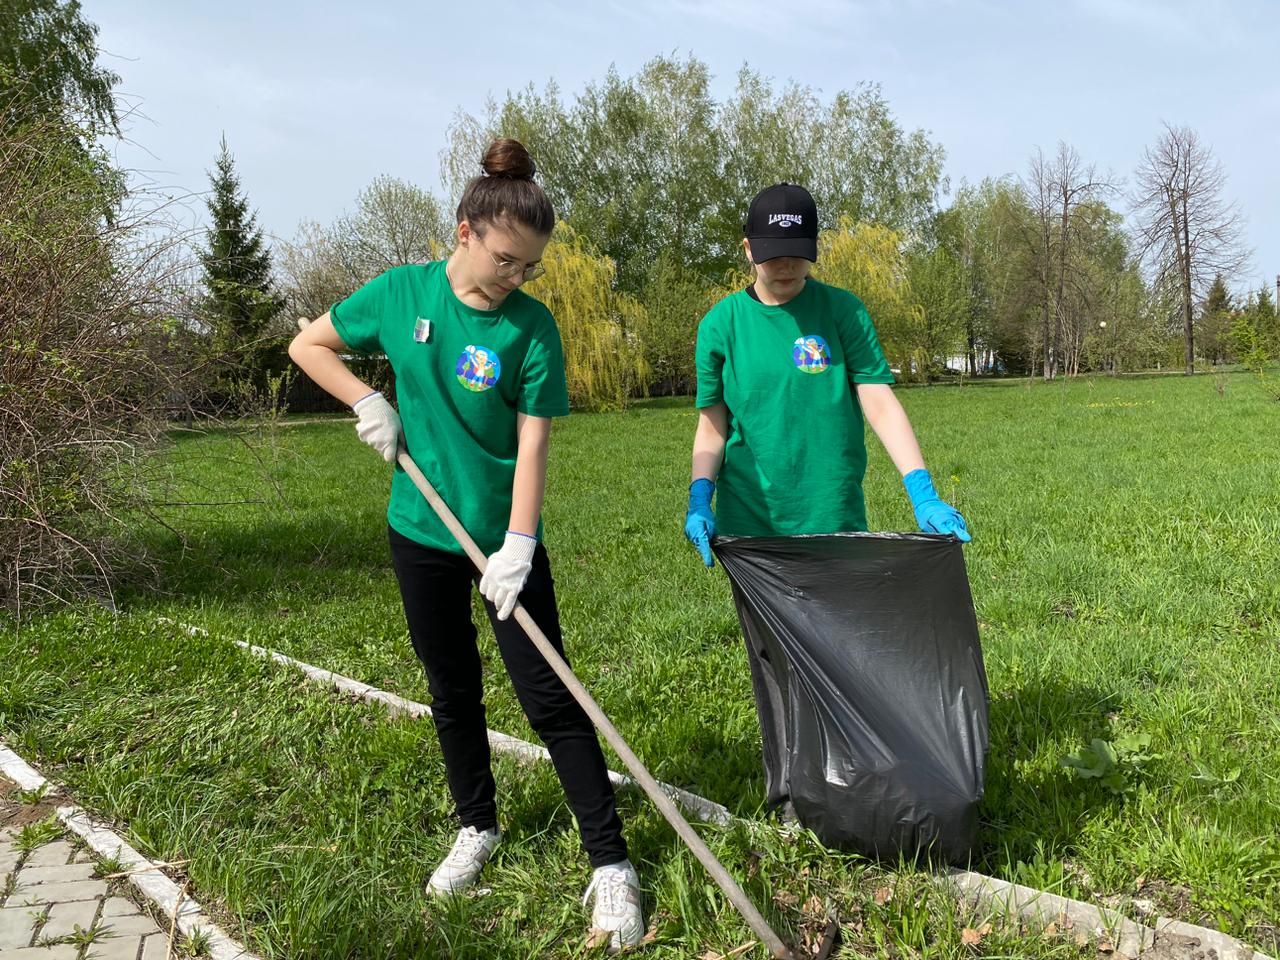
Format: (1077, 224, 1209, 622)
(40, 898, 101, 942)
(101, 897, 142, 918)
(0, 904, 40, 949)
(22, 841, 73, 869)
(85, 934, 145, 960)
(0, 850, 19, 878)
(96, 913, 162, 938)
(140, 931, 175, 960)
(1, 946, 80, 960)
(13, 879, 105, 904)
(15, 862, 98, 885)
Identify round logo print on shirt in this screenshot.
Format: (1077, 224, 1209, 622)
(455, 344, 501, 392)
(792, 335, 832, 374)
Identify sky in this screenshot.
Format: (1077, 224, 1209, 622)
(86, 0, 1280, 294)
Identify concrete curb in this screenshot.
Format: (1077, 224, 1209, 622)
(947, 869, 1156, 955)
(947, 868, 1272, 959)
(0, 744, 260, 960)
(169, 618, 1277, 960)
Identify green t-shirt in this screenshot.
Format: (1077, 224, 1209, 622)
(331, 261, 570, 555)
(695, 278, 894, 537)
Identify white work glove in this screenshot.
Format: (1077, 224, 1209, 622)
(479, 532, 537, 620)
(352, 391, 402, 463)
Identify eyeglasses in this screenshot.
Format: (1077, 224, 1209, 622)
(474, 233, 545, 282)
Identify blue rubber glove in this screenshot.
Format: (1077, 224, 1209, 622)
(903, 468, 972, 542)
(684, 478, 717, 568)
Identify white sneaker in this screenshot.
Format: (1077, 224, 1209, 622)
(427, 826, 501, 895)
(583, 860, 644, 953)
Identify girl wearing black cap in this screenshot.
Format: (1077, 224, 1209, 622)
(683, 182, 969, 566)
(289, 138, 642, 951)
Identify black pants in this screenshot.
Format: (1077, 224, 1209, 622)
(388, 526, 628, 868)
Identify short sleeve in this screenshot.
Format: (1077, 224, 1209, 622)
(330, 269, 395, 354)
(694, 308, 726, 408)
(518, 312, 570, 417)
(838, 294, 895, 384)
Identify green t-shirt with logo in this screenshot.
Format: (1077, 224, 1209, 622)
(695, 279, 894, 537)
(331, 261, 569, 556)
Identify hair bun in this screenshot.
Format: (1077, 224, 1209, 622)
(481, 138, 536, 180)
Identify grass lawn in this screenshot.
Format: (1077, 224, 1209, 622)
(3, 371, 1278, 957)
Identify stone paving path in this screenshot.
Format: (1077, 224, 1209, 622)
(1, 825, 176, 960)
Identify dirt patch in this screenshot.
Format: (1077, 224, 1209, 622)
(1248, 921, 1279, 957)
(1134, 878, 1199, 924)
(0, 778, 64, 829)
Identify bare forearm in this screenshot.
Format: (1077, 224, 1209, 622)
(857, 383, 926, 476)
(509, 415, 550, 537)
(692, 404, 729, 482)
(287, 311, 376, 408)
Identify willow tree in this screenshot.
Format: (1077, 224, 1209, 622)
(535, 224, 649, 411)
(815, 219, 924, 379)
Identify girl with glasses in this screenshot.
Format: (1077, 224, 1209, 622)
(288, 138, 643, 951)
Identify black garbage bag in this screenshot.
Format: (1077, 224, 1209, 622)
(715, 532, 988, 864)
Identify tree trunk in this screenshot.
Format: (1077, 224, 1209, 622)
(1181, 198, 1195, 375)
(1041, 297, 1052, 379)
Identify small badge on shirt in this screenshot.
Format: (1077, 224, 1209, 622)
(413, 317, 432, 342)
(792, 334, 831, 373)
(455, 344, 501, 392)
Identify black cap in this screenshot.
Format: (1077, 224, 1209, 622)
(744, 182, 818, 263)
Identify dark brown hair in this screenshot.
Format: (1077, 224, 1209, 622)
(455, 138, 555, 236)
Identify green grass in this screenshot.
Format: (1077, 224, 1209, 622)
(3, 371, 1279, 957)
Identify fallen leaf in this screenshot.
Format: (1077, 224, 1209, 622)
(873, 886, 893, 905)
(802, 894, 825, 919)
(1042, 922, 1059, 939)
(1098, 937, 1115, 954)
(961, 928, 985, 946)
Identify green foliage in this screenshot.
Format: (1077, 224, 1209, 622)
(442, 55, 946, 296)
(1198, 273, 1235, 363)
(945, 179, 1037, 373)
(1251, 284, 1278, 350)
(814, 218, 921, 377)
(200, 135, 285, 392)
(535, 223, 650, 411)
(1228, 313, 1271, 375)
(0, 0, 118, 132)
(635, 252, 726, 395)
(15, 816, 63, 852)
(1061, 733, 1160, 795)
(906, 240, 968, 377)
